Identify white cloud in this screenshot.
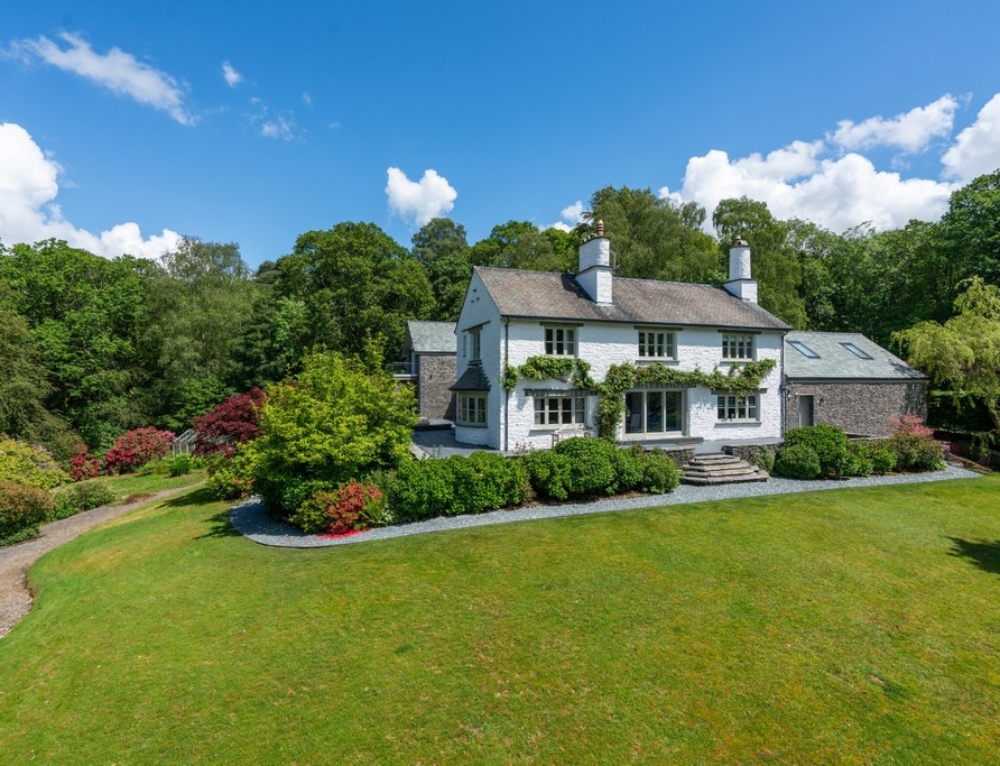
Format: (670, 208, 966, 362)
(261, 115, 294, 140)
(302, 91, 312, 106)
(385, 167, 457, 225)
(831, 94, 959, 153)
(11, 32, 193, 125)
(546, 200, 586, 232)
(942, 92, 1000, 182)
(222, 61, 242, 87)
(0, 122, 181, 259)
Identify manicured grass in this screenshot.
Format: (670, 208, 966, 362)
(1, 478, 1000, 764)
(75, 470, 206, 500)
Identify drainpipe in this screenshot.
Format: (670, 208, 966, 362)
(503, 317, 510, 452)
(780, 330, 788, 440)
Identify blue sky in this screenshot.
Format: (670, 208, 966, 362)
(2, 1, 1000, 268)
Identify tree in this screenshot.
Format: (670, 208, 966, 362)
(586, 186, 719, 283)
(412, 218, 473, 321)
(939, 168, 1000, 289)
(895, 277, 1000, 430)
(272, 222, 434, 360)
(469, 221, 577, 273)
(247, 349, 417, 514)
(712, 197, 807, 328)
(192, 387, 266, 457)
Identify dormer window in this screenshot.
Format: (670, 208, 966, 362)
(544, 326, 576, 357)
(465, 327, 482, 364)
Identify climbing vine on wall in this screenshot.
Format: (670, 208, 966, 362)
(502, 355, 777, 438)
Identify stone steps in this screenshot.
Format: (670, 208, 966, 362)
(680, 453, 768, 485)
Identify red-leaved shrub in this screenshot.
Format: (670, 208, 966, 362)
(103, 427, 175, 474)
(290, 480, 384, 535)
(69, 444, 101, 482)
(192, 387, 266, 457)
(888, 415, 935, 439)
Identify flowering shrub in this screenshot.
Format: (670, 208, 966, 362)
(69, 444, 101, 482)
(291, 480, 386, 535)
(192, 388, 266, 457)
(103, 427, 175, 475)
(888, 414, 935, 439)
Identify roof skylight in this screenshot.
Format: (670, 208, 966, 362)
(840, 342, 873, 360)
(789, 340, 820, 359)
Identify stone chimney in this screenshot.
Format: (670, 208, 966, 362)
(577, 220, 612, 304)
(723, 236, 758, 303)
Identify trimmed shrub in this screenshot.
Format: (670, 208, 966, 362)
(553, 437, 616, 496)
(747, 445, 777, 473)
(0, 438, 69, 490)
(774, 444, 822, 480)
(390, 458, 455, 522)
(291, 480, 386, 535)
(522, 450, 572, 501)
(52, 482, 117, 520)
(782, 425, 852, 478)
(845, 442, 874, 477)
(0, 481, 54, 543)
(103, 427, 175, 474)
(610, 447, 644, 493)
(69, 444, 101, 482)
(884, 433, 945, 472)
(168, 453, 195, 477)
(639, 449, 681, 494)
(869, 444, 898, 475)
(258, 476, 335, 520)
(449, 452, 526, 516)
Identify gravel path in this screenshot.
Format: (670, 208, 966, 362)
(0, 485, 199, 640)
(230, 464, 983, 549)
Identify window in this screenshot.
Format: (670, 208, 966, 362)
(467, 328, 482, 363)
(789, 340, 820, 359)
(840, 341, 873, 360)
(722, 333, 755, 361)
(544, 326, 576, 356)
(534, 395, 586, 427)
(638, 330, 675, 359)
(625, 390, 683, 435)
(457, 393, 487, 426)
(716, 393, 759, 423)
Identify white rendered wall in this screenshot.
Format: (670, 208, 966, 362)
(454, 270, 504, 448)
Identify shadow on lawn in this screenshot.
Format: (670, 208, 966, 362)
(198, 510, 242, 539)
(161, 487, 217, 509)
(947, 537, 1000, 576)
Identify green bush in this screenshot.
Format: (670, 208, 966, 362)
(522, 450, 572, 501)
(290, 480, 387, 535)
(782, 425, 852, 478)
(390, 458, 455, 522)
(52, 482, 118, 520)
(168, 453, 196, 477)
(610, 447, 645, 493)
(774, 444, 822, 480)
(884, 433, 945, 472)
(747, 445, 777, 473)
(869, 443, 898, 475)
(845, 442, 874, 477)
(390, 454, 525, 521)
(0, 438, 69, 490)
(639, 449, 681, 494)
(553, 437, 616, 496)
(205, 447, 257, 501)
(258, 476, 335, 520)
(0, 481, 55, 543)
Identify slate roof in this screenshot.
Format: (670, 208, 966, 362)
(406, 320, 457, 354)
(784, 332, 926, 381)
(474, 267, 790, 331)
(450, 365, 491, 391)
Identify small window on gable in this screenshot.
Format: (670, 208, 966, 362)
(467, 328, 482, 363)
(544, 326, 576, 357)
(789, 340, 820, 359)
(840, 341, 873, 360)
(722, 333, 755, 361)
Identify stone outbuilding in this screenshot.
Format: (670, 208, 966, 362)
(783, 331, 927, 437)
(397, 321, 457, 421)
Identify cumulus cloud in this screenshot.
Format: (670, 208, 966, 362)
(652, 93, 1000, 233)
(942, 92, 1000, 182)
(10, 32, 193, 125)
(830, 94, 959, 153)
(0, 122, 181, 259)
(547, 200, 586, 232)
(222, 61, 242, 87)
(385, 167, 457, 225)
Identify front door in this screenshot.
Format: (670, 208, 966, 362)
(797, 395, 815, 427)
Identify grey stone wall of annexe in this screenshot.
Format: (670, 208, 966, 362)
(418, 354, 456, 421)
(784, 381, 928, 437)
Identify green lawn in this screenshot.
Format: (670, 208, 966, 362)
(1, 478, 999, 764)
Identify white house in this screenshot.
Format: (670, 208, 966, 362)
(452, 229, 791, 451)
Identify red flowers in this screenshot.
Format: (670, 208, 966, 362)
(103, 427, 176, 474)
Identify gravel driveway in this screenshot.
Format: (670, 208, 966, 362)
(0, 485, 197, 640)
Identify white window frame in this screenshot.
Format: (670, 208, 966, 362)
(637, 329, 676, 360)
(722, 333, 755, 361)
(457, 393, 488, 427)
(544, 326, 577, 357)
(624, 389, 685, 436)
(533, 395, 586, 428)
(467, 328, 482, 364)
(716, 393, 759, 423)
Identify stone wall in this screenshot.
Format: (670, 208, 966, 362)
(784, 381, 927, 437)
(418, 353, 456, 420)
